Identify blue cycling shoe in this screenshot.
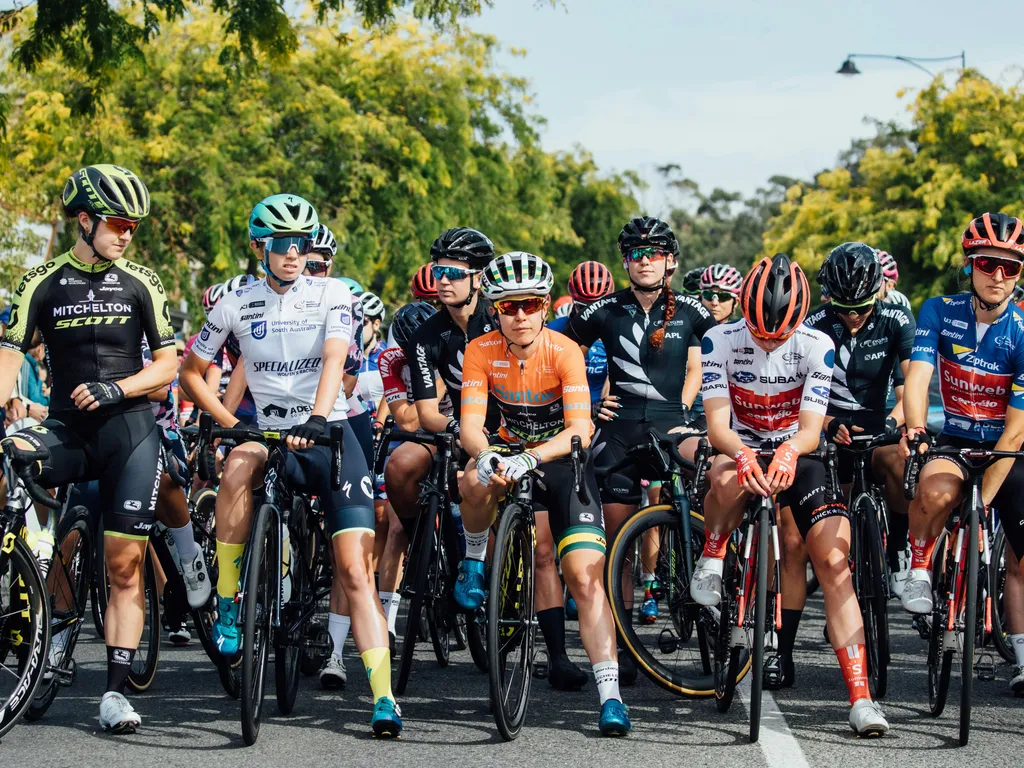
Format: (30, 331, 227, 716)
(599, 698, 631, 737)
(565, 595, 578, 621)
(454, 559, 486, 611)
(372, 697, 403, 738)
(212, 596, 240, 657)
(639, 590, 659, 624)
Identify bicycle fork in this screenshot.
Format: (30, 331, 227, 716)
(736, 503, 782, 636)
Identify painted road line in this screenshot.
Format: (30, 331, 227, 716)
(739, 674, 811, 768)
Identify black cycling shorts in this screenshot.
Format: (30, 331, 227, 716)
(283, 420, 375, 537)
(346, 410, 375, 476)
(835, 444, 882, 487)
(931, 434, 1024, 561)
(775, 456, 848, 540)
(532, 456, 606, 560)
(16, 409, 163, 539)
(592, 417, 683, 505)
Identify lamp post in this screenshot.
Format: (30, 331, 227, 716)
(836, 52, 965, 78)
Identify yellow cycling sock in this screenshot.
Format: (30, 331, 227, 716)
(216, 540, 245, 599)
(360, 646, 394, 703)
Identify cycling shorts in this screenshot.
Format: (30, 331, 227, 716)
(931, 434, 1024, 561)
(16, 410, 163, 539)
(283, 420, 374, 537)
(773, 455, 848, 540)
(592, 417, 681, 505)
(531, 456, 606, 559)
(835, 444, 881, 487)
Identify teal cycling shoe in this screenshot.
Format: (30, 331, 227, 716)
(639, 591, 659, 624)
(565, 595, 578, 620)
(372, 697, 403, 738)
(212, 596, 240, 657)
(599, 698, 631, 737)
(454, 559, 486, 611)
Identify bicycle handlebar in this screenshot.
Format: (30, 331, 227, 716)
(595, 429, 696, 504)
(0, 441, 62, 510)
(903, 434, 1024, 500)
(372, 416, 461, 504)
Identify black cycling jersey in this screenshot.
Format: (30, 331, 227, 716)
(410, 297, 497, 423)
(2, 250, 175, 415)
(562, 288, 715, 419)
(804, 300, 915, 431)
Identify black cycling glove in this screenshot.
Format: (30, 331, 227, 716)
(446, 419, 460, 439)
(80, 381, 124, 410)
(291, 415, 327, 444)
(825, 416, 852, 441)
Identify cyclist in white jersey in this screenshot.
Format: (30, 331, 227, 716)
(179, 195, 401, 738)
(690, 254, 889, 737)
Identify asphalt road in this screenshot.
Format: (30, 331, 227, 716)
(2, 596, 1022, 768)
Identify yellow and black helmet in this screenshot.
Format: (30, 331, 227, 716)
(61, 164, 151, 220)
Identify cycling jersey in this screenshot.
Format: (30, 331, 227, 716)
(461, 328, 591, 447)
(548, 315, 607, 405)
(410, 299, 497, 423)
(357, 338, 387, 416)
(700, 320, 835, 446)
(804, 301, 915, 431)
(191, 277, 354, 429)
(346, 297, 368, 417)
(562, 288, 715, 419)
(2, 250, 175, 414)
(141, 338, 178, 433)
(910, 293, 1024, 441)
(379, 346, 453, 418)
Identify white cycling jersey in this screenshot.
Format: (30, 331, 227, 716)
(193, 277, 354, 429)
(700, 320, 835, 446)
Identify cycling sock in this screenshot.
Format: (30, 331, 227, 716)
(328, 613, 351, 659)
(168, 521, 199, 562)
(704, 531, 729, 560)
(105, 646, 136, 694)
(360, 646, 393, 703)
(641, 570, 655, 584)
(835, 643, 870, 704)
(1011, 634, 1024, 667)
(379, 592, 401, 634)
(909, 537, 937, 570)
(215, 540, 245, 599)
(777, 609, 803, 657)
(537, 607, 567, 658)
(593, 660, 620, 704)
(464, 528, 489, 561)
(886, 513, 910, 570)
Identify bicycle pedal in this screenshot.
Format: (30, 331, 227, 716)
(912, 615, 931, 641)
(657, 628, 678, 654)
(533, 650, 549, 679)
(54, 661, 76, 686)
(976, 653, 996, 681)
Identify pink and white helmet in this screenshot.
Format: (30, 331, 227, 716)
(875, 250, 898, 283)
(700, 263, 743, 296)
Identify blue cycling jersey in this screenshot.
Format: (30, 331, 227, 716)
(910, 293, 1024, 441)
(549, 315, 606, 405)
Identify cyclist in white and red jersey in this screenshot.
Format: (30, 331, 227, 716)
(691, 253, 889, 737)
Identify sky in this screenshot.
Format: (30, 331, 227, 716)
(469, 0, 1024, 214)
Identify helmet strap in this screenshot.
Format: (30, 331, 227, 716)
(970, 273, 1007, 313)
(458, 272, 477, 308)
(263, 256, 297, 288)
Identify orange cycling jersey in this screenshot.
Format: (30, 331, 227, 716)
(461, 328, 592, 446)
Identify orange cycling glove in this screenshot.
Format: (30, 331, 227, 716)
(734, 446, 762, 487)
(766, 441, 799, 485)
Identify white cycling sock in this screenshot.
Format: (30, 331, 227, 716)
(379, 592, 401, 634)
(169, 522, 199, 562)
(642, 571, 655, 584)
(328, 613, 351, 659)
(593, 660, 620, 705)
(1011, 634, 1024, 667)
(464, 529, 489, 561)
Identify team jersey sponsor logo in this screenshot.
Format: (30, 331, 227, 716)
(239, 312, 264, 321)
(702, 372, 720, 384)
(251, 358, 323, 375)
(492, 360, 510, 368)
(262, 403, 288, 418)
(563, 385, 588, 393)
(811, 385, 830, 398)
(865, 350, 886, 361)
(811, 371, 830, 380)
(733, 371, 755, 383)
(244, 300, 265, 309)
(939, 359, 1011, 421)
(492, 383, 557, 404)
(782, 351, 802, 363)
(729, 383, 802, 433)
(251, 321, 267, 339)
(996, 335, 1014, 350)
(760, 374, 797, 384)
(859, 336, 887, 348)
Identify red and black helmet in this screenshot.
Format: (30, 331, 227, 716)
(962, 212, 1024, 258)
(739, 253, 810, 341)
(567, 261, 614, 303)
(411, 264, 438, 301)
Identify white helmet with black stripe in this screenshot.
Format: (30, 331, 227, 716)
(360, 291, 386, 321)
(481, 251, 553, 300)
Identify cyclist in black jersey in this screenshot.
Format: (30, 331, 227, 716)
(561, 216, 714, 681)
(0, 165, 176, 734)
(762, 242, 915, 690)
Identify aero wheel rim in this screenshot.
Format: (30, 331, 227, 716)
(497, 523, 531, 722)
(251, 540, 272, 712)
(0, 547, 46, 725)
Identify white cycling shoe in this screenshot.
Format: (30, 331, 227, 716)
(180, 551, 212, 610)
(319, 655, 347, 689)
(689, 556, 724, 607)
(849, 698, 888, 737)
(900, 568, 933, 615)
(99, 692, 142, 734)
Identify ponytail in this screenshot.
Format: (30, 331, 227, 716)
(649, 281, 676, 349)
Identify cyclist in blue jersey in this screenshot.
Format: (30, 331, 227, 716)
(548, 261, 614, 405)
(900, 212, 1024, 694)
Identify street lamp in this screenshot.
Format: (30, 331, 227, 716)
(836, 51, 966, 78)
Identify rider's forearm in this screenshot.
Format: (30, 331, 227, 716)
(118, 351, 176, 399)
(790, 426, 823, 455)
(886, 398, 905, 427)
(222, 360, 247, 414)
(415, 399, 450, 433)
(530, 420, 590, 464)
(462, 425, 489, 459)
(180, 366, 239, 428)
(982, 414, 1024, 505)
(902, 362, 932, 430)
(681, 348, 701, 408)
(0, 348, 26, 408)
(708, 422, 747, 459)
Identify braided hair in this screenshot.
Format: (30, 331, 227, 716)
(649, 280, 677, 349)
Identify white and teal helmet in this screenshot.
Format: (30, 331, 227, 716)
(481, 252, 553, 301)
(248, 194, 319, 240)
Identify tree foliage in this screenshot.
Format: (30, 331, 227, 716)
(761, 72, 1024, 307)
(0, 6, 634, 318)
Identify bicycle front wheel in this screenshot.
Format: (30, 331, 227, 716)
(126, 549, 160, 693)
(858, 497, 890, 699)
(487, 503, 536, 741)
(989, 527, 1014, 663)
(749, 508, 769, 744)
(240, 503, 277, 746)
(959, 507, 980, 747)
(928, 532, 952, 717)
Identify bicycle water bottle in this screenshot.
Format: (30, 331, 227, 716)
(451, 502, 466, 557)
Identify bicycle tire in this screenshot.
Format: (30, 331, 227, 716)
(275, 500, 308, 716)
(959, 506, 979, 747)
(928, 532, 952, 717)
(858, 496, 890, 699)
(240, 503, 277, 746)
(396, 496, 437, 696)
(467, 611, 488, 672)
(610, 504, 746, 696)
(27, 509, 93, 720)
(714, 544, 742, 712)
(453, 612, 469, 651)
(428, 601, 450, 667)
(487, 503, 535, 741)
(0, 534, 50, 739)
(989, 528, 1014, 664)
(90, 522, 106, 639)
(126, 551, 161, 692)
(749, 506, 769, 744)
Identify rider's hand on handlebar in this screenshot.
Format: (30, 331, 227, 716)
(476, 449, 505, 487)
(824, 416, 860, 446)
(287, 415, 327, 450)
(899, 426, 929, 459)
(499, 451, 539, 483)
(596, 394, 620, 422)
(735, 446, 771, 497)
(766, 441, 799, 493)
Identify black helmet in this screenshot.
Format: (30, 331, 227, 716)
(391, 301, 437, 350)
(429, 227, 495, 270)
(682, 267, 703, 294)
(817, 242, 883, 305)
(617, 216, 679, 257)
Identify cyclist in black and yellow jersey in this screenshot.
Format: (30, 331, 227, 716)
(0, 165, 177, 734)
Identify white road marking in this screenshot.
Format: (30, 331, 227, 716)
(739, 675, 811, 768)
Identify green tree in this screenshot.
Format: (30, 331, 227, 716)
(761, 72, 1024, 307)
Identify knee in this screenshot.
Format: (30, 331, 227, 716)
(563, 560, 603, 602)
(917, 479, 956, 515)
(816, 548, 851, 586)
(780, 528, 805, 561)
(535, 542, 555, 572)
(337, 559, 373, 594)
(107, 550, 144, 591)
(709, 470, 735, 506)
